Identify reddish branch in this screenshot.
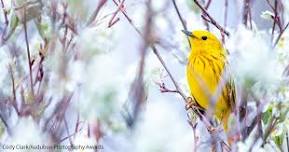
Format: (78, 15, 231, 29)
(108, 0, 125, 28)
(265, 0, 288, 47)
(109, 0, 132, 28)
(86, 0, 107, 26)
(267, 0, 282, 30)
(266, 0, 282, 42)
(157, 82, 179, 93)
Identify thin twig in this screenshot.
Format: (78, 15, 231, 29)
(224, 0, 228, 30)
(273, 21, 289, 47)
(262, 117, 278, 146)
(271, 0, 278, 42)
(157, 82, 180, 93)
(0, 0, 8, 25)
(266, 0, 274, 10)
(57, 128, 83, 144)
(222, 0, 228, 43)
(112, 0, 132, 23)
(267, 0, 283, 43)
(8, 65, 19, 115)
(171, 0, 191, 48)
(23, 7, 35, 98)
(248, 2, 253, 29)
(75, 113, 81, 133)
(8, 65, 16, 104)
(204, 0, 213, 30)
(87, 123, 90, 137)
(193, 0, 230, 36)
(64, 117, 73, 146)
(193, 124, 198, 152)
(0, 113, 11, 135)
(187, 119, 198, 152)
(204, 0, 212, 9)
(221, 141, 231, 152)
(243, 0, 252, 29)
(151, 45, 187, 101)
(86, 0, 107, 26)
(286, 131, 289, 149)
(108, 0, 126, 28)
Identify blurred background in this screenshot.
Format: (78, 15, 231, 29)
(0, 0, 289, 152)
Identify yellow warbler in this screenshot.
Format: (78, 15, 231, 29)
(183, 30, 235, 130)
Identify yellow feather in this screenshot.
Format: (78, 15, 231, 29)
(185, 30, 235, 131)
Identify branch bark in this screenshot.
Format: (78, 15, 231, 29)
(194, 0, 230, 36)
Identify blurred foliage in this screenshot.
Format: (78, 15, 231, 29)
(262, 105, 272, 125)
(0, 0, 288, 151)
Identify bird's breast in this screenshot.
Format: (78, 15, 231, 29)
(186, 54, 227, 112)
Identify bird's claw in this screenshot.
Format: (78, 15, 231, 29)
(207, 126, 223, 134)
(208, 126, 217, 133)
(185, 97, 194, 110)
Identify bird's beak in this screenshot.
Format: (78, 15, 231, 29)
(182, 30, 197, 38)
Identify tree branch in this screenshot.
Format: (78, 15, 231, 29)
(273, 21, 289, 47)
(0, 0, 8, 25)
(194, 0, 230, 36)
(86, 0, 107, 26)
(23, 7, 35, 98)
(171, 0, 191, 48)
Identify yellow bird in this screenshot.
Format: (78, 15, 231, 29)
(183, 30, 235, 131)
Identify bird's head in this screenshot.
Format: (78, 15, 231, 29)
(182, 30, 223, 53)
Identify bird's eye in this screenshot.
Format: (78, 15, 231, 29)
(201, 36, 207, 40)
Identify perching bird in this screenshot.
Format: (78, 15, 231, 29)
(183, 30, 235, 131)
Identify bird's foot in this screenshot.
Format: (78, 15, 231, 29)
(185, 97, 195, 110)
(207, 126, 223, 134)
(208, 126, 217, 133)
